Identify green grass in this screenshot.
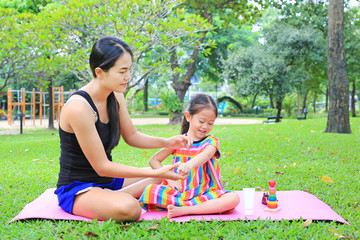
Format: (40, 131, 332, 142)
(1, 118, 359, 239)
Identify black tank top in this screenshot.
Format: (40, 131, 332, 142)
(56, 90, 114, 188)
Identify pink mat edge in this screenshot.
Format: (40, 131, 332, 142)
(9, 189, 349, 225)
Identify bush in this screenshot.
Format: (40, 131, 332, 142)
(160, 92, 183, 114)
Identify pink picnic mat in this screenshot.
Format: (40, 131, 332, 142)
(9, 188, 348, 224)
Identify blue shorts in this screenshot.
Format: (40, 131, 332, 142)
(55, 178, 124, 214)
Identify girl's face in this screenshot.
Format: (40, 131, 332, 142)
(97, 52, 132, 93)
(185, 107, 216, 141)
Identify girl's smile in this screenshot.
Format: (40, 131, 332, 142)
(185, 107, 216, 141)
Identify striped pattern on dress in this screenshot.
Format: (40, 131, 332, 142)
(139, 135, 230, 211)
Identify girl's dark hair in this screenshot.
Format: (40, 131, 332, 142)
(89, 36, 133, 152)
(181, 93, 218, 134)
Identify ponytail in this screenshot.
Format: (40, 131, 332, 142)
(89, 36, 131, 151)
(106, 92, 120, 151)
(181, 115, 189, 134)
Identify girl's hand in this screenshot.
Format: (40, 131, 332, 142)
(178, 162, 193, 175)
(155, 163, 189, 180)
(166, 179, 183, 192)
(166, 135, 193, 150)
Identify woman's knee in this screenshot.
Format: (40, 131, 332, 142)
(112, 196, 142, 222)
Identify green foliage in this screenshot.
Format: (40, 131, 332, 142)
(1, 0, 213, 93)
(266, 0, 328, 37)
(160, 91, 183, 114)
(197, 23, 260, 86)
(223, 11, 325, 120)
(222, 44, 278, 98)
(185, 0, 263, 27)
(344, 6, 360, 84)
(0, 0, 50, 13)
(0, 8, 38, 90)
(282, 94, 297, 117)
(1, 118, 360, 238)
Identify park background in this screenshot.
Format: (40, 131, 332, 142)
(1, 0, 360, 239)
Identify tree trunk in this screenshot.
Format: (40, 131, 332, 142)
(168, 7, 212, 125)
(251, 93, 257, 108)
(276, 100, 282, 123)
(48, 79, 55, 130)
(297, 93, 300, 114)
(313, 92, 317, 113)
(269, 94, 275, 108)
(325, 0, 351, 133)
(325, 88, 328, 112)
(351, 80, 356, 117)
(302, 90, 308, 113)
(143, 79, 148, 112)
(169, 31, 207, 125)
(169, 47, 188, 125)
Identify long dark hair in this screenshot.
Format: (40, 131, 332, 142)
(89, 36, 133, 151)
(181, 94, 218, 134)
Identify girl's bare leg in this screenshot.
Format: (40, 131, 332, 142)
(167, 192, 240, 219)
(73, 187, 142, 222)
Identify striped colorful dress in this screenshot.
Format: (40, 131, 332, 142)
(139, 135, 230, 211)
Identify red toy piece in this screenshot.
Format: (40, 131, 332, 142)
(269, 179, 276, 187)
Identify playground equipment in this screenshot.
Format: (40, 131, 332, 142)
(7, 87, 73, 126)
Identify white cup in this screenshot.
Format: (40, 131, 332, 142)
(243, 188, 255, 215)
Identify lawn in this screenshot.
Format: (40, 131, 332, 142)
(1, 118, 359, 239)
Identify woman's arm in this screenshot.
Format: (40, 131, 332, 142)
(115, 92, 190, 149)
(61, 99, 185, 180)
(178, 145, 217, 174)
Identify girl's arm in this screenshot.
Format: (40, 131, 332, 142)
(149, 148, 185, 192)
(115, 92, 190, 149)
(61, 99, 185, 180)
(149, 148, 174, 169)
(178, 145, 217, 174)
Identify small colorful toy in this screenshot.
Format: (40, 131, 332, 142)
(264, 179, 281, 212)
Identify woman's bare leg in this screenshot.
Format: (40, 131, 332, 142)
(72, 187, 142, 222)
(120, 177, 162, 198)
(167, 192, 240, 219)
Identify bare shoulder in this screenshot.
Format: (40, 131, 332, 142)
(60, 97, 97, 132)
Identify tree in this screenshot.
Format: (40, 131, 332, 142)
(37, 0, 212, 108)
(0, 8, 37, 91)
(222, 44, 277, 108)
(167, 0, 263, 124)
(0, 0, 51, 14)
(223, 21, 325, 122)
(266, 1, 328, 114)
(325, 0, 351, 134)
(344, 6, 360, 117)
(195, 23, 260, 93)
(267, 0, 329, 36)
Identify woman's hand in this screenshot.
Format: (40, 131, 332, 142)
(155, 163, 189, 180)
(166, 179, 183, 192)
(166, 135, 193, 150)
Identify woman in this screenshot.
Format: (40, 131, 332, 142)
(55, 36, 190, 222)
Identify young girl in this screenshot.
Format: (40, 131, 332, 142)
(55, 36, 191, 222)
(139, 94, 240, 218)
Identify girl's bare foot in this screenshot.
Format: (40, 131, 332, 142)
(167, 205, 185, 219)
